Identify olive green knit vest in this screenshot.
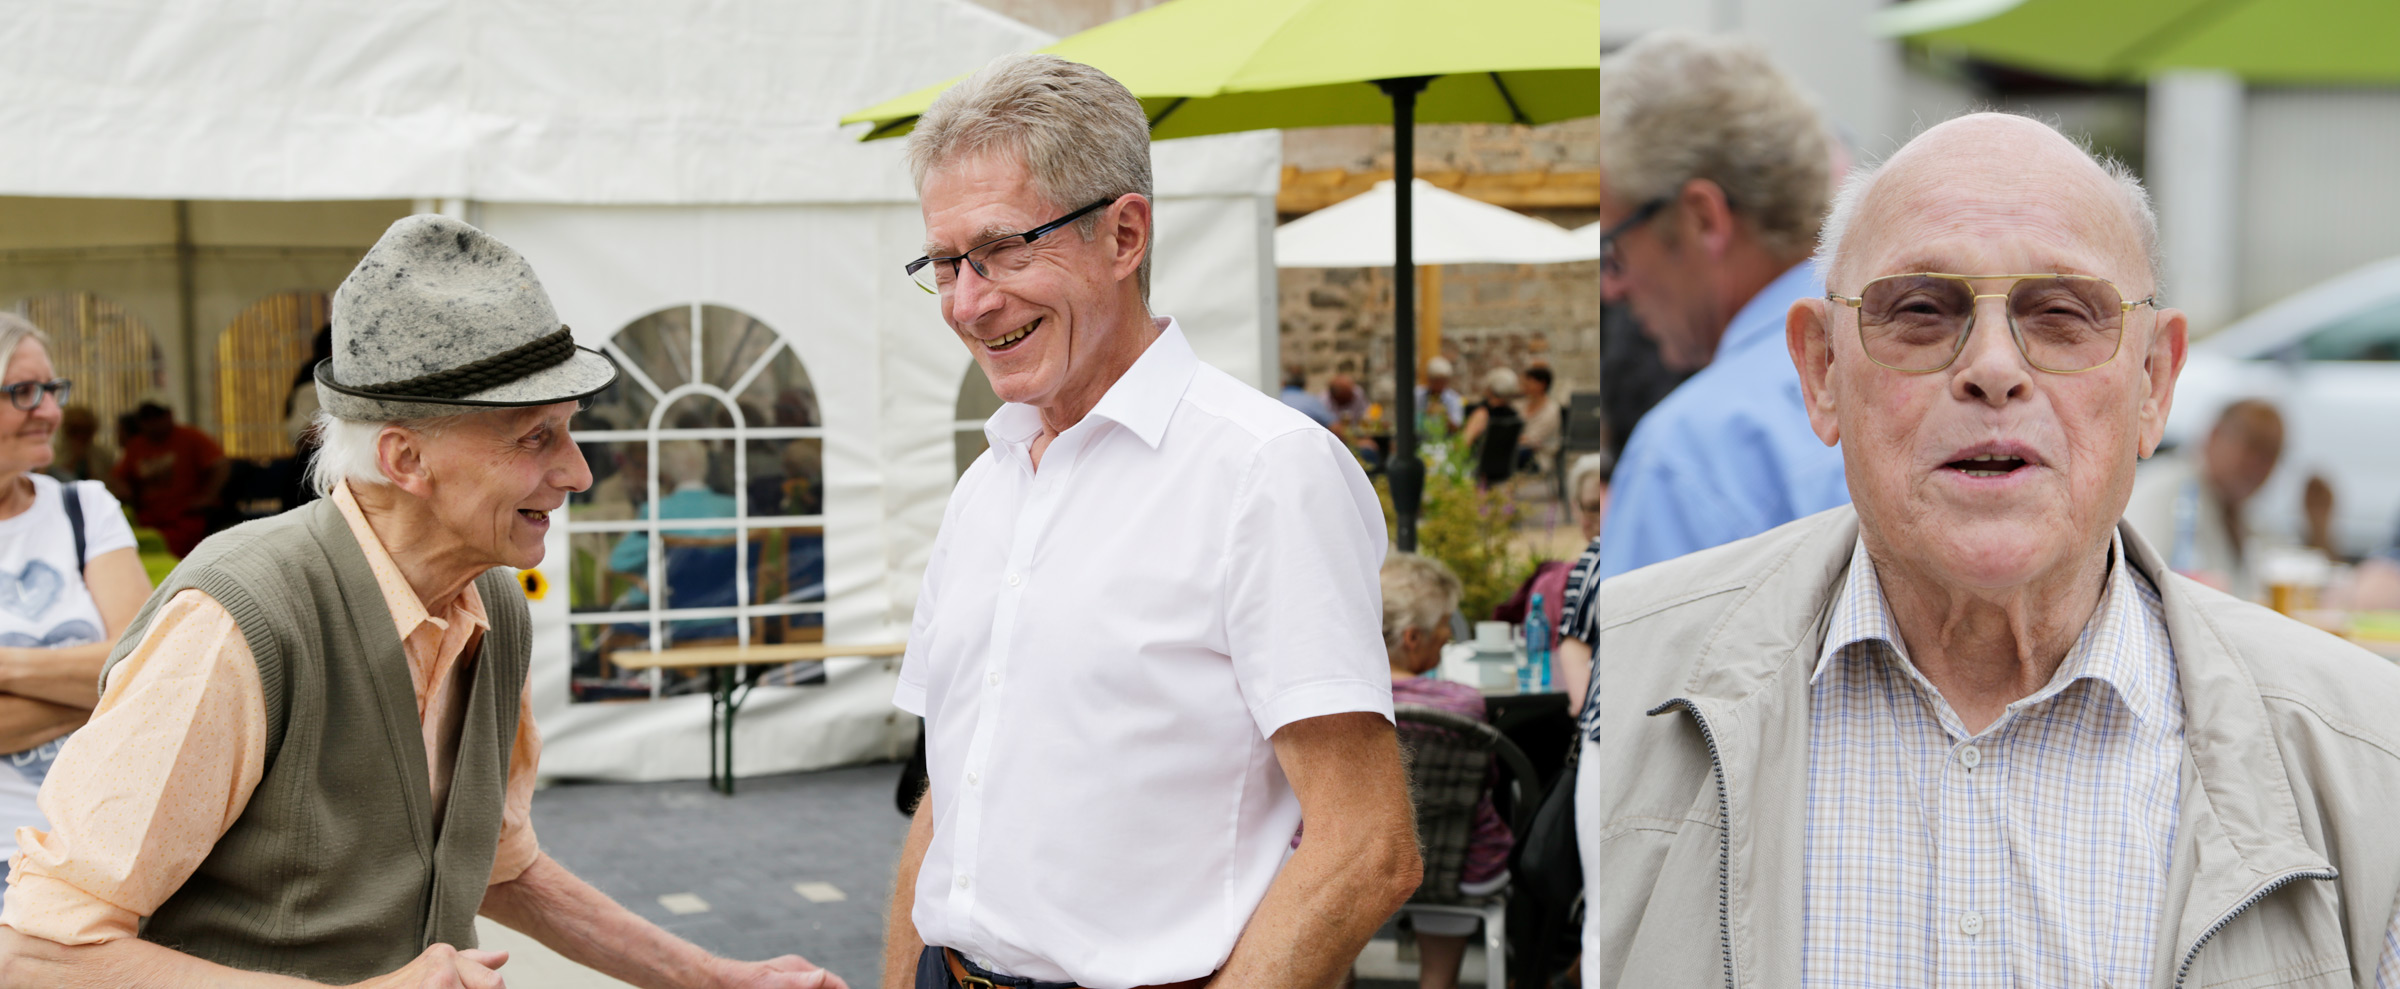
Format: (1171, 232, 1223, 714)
(97, 496, 530, 982)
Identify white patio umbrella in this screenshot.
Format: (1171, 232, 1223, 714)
(1275, 179, 1597, 267)
(1572, 220, 1600, 257)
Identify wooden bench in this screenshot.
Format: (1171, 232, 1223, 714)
(614, 641, 907, 794)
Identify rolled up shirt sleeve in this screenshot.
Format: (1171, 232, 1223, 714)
(486, 687, 543, 886)
(2, 589, 268, 944)
(1223, 428, 1393, 737)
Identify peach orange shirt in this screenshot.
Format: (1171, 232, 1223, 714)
(0, 481, 542, 944)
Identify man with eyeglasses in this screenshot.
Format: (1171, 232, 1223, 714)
(1594, 111, 2400, 987)
(1595, 32, 1849, 579)
(884, 53, 1418, 989)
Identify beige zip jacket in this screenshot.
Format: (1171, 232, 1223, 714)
(1596, 506, 2400, 989)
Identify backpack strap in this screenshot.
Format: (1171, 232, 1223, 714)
(62, 482, 86, 574)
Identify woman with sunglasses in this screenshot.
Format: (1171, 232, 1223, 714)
(0, 314, 152, 885)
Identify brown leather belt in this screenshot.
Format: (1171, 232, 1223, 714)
(943, 948, 1212, 989)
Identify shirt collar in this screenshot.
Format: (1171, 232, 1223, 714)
(1813, 530, 2172, 729)
(981, 317, 1197, 456)
(1718, 262, 1824, 357)
(331, 480, 490, 640)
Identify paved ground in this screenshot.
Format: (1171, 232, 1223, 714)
(498, 761, 1479, 989)
(521, 762, 914, 987)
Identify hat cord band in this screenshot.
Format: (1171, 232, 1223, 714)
(358, 325, 577, 400)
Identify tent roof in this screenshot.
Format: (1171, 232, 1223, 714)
(0, 0, 1277, 205)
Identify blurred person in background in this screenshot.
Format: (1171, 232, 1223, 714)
(1418, 356, 1464, 432)
(2125, 398, 2284, 598)
(1557, 452, 1605, 719)
(1459, 367, 1524, 487)
(111, 401, 229, 558)
(1601, 112, 2400, 986)
(43, 407, 105, 485)
(1516, 364, 1562, 477)
(0, 316, 151, 886)
(279, 324, 337, 511)
(1277, 362, 1337, 428)
(1326, 371, 1369, 428)
(1600, 305, 1687, 464)
(1379, 552, 1511, 989)
(1596, 31, 1847, 579)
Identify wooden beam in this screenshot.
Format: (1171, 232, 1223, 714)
(1279, 166, 1600, 215)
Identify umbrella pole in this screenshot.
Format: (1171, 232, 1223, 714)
(1377, 75, 1433, 552)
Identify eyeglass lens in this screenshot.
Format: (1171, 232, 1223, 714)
(914, 236, 1047, 294)
(1857, 275, 2125, 372)
(5, 380, 68, 411)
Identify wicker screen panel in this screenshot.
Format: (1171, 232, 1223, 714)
(216, 293, 330, 459)
(15, 293, 168, 450)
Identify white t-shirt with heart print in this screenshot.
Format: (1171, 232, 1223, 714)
(0, 474, 135, 877)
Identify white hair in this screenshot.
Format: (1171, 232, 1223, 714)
(906, 53, 1155, 298)
(1567, 453, 1608, 508)
(1380, 552, 1462, 652)
(1812, 118, 2163, 297)
(1601, 31, 1832, 261)
(305, 406, 481, 497)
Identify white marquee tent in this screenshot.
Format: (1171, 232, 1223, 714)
(0, 0, 1282, 781)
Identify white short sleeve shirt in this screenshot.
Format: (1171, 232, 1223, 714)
(896, 319, 1392, 988)
(0, 476, 136, 857)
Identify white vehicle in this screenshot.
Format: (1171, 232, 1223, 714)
(2162, 256, 2400, 557)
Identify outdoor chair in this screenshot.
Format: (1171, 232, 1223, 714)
(1392, 703, 1545, 989)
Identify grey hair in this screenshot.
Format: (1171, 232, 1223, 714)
(906, 53, 1155, 299)
(1567, 452, 1608, 508)
(1600, 31, 1831, 261)
(1380, 552, 1463, 652)
(306, 406, 481, 497)
(0, 313, 51, 374)
(1813, 119, 2163, 296)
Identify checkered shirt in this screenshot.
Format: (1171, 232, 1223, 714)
(1802, 534, 2182, 988)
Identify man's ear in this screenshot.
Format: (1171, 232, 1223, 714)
(377, 426, 436, 500)
(1107, 194, 1152, 285)
(1788, 296, 1843, 447)
(2137, 307, 2190, 458)
(1679, 177, 1737, 260)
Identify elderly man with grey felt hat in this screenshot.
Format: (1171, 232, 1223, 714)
(0, 215, 847, 989)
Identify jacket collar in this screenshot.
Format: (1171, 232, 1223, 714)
(1650, 505, 2333, 983)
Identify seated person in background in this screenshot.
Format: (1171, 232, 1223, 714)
(2350, 510, 2400, 610)
(607, 439, 736, 597)
(1326, 372, 1369, 430)
(1418, 357, 1465, 434)
(111, 401, 229, 558)
(1557, 452, 1606, 718)
(1381, 552, 1512, 989)
(1458, 368, 1524, 487)
(44, 407, 106, 485)
(2124, 398, 2283, 599)
(1515, 365, 1562, 477)
(1276, 362, 1336, 429)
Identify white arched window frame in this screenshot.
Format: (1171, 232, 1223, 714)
(566, 302, 824, 697)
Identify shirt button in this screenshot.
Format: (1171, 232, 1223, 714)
(1958, 744, 1982, 770)
(987, 671, 1001, 686)
(957, 875, 971, 890)
(1960, 911, 1983, 936)
(967, 771, 980, 786)
(1006, 573, 1021, 587)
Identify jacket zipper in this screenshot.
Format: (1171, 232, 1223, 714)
(2173, 868, 2338, 987)
(1650, 697, 1736, 989)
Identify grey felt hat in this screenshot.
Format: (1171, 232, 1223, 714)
(316, 214, 617, 421)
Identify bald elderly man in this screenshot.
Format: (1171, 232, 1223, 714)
(1595, 113, 2400, 986)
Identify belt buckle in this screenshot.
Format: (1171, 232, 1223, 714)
(946, 949, 1000, 989)
(957, 974, 997, 989)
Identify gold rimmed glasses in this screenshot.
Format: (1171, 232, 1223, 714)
(1825, 272, 2157, 374)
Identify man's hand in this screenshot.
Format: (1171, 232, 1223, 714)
(713, 954, 848, 989)
(348, 946, 507, 989)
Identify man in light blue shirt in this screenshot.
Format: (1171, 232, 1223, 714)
(1596, 32, 1849, 579)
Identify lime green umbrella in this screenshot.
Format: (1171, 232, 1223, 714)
(843, 0, 1598, 550)
(1876, 0, 2400, 84)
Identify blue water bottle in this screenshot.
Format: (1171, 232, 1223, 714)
(1523, 592, 1552, 692)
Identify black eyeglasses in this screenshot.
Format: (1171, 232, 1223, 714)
(1599, 198, 1668, 277)
(3, 379, 69, 411)
(905, 196, 1121, 295)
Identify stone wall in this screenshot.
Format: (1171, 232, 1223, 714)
(1279, 259, 1601, 407)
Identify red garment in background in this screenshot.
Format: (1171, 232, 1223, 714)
(114, 426, 223, 557)
(1491, 559, 1571, 649)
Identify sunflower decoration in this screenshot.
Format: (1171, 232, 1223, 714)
(519, 568, 549, 601)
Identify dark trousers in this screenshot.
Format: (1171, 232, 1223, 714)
(915, 947, 1082, 989)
